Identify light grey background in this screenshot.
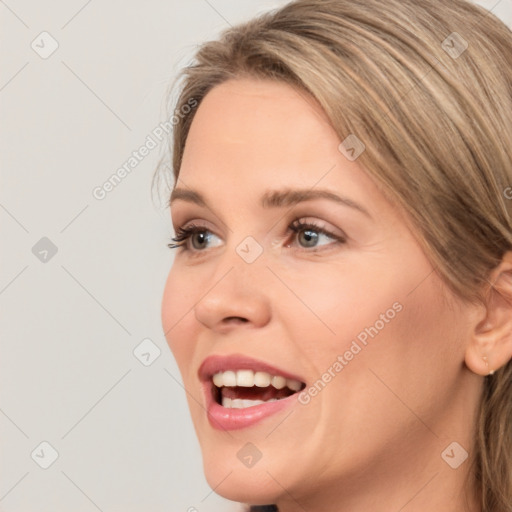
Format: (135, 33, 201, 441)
(1, 1, 510, 511)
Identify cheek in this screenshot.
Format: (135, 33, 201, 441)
(280, 255, 461, 410)
(161, 267, 200, 375)
(323, 273, 465, 431)
(272, 257, 408, 358)
(289, 269, 462, 466)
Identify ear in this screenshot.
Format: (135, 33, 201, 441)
(465, 251, 512, 376)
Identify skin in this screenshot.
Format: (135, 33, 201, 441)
(161, 78, 512, 511)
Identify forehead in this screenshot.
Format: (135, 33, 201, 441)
(192, 77, 329, 124)
(180, 79, 343, 183)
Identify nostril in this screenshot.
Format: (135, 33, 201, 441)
(224, 317, 249, 323)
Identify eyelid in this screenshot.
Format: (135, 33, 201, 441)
(172, 216, 217, 233)
(289, 217, 346, 240)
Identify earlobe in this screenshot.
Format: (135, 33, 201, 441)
(464, 251, 512, 376)
(465, 346, 492, 376)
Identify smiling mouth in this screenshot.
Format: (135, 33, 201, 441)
(211, 369, 306, 409)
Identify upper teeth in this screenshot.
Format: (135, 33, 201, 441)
(212, 369, 302, 391)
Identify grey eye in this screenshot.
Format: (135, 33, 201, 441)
(298, 229, 320, 247)
(191, 231, 212, 250)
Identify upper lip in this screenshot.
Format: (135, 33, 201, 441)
(198, 354, 306, 384)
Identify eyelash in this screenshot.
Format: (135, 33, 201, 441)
(167, 219, 346, 253)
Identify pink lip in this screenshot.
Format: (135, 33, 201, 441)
(198, 354, 306, 431)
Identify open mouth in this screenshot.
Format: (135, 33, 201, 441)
(211, 369, 306, 409)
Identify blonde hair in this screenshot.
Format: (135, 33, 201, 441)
(156, 0, 512, 509)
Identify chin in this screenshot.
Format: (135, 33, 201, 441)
(204, 468, 281, 505)
(200, 445, 290, 505)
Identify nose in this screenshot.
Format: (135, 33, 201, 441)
(194, 262, 272, 333)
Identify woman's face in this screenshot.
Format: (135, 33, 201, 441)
(161, 78, 480, 508)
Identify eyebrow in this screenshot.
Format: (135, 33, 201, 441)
(170, 187, 372, 218)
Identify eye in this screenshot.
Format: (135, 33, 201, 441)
(168, 223, 222, 252)
(167, 219, 346, 253)
(287, 219, 346, 250)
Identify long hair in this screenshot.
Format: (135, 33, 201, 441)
(156, 0, 512, 509)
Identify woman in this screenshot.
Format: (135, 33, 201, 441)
(157, 0, 512, 510)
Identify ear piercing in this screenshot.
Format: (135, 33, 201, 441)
(482, 355, 495, 376)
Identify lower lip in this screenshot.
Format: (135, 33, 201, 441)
(202, 382, 299, 431)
